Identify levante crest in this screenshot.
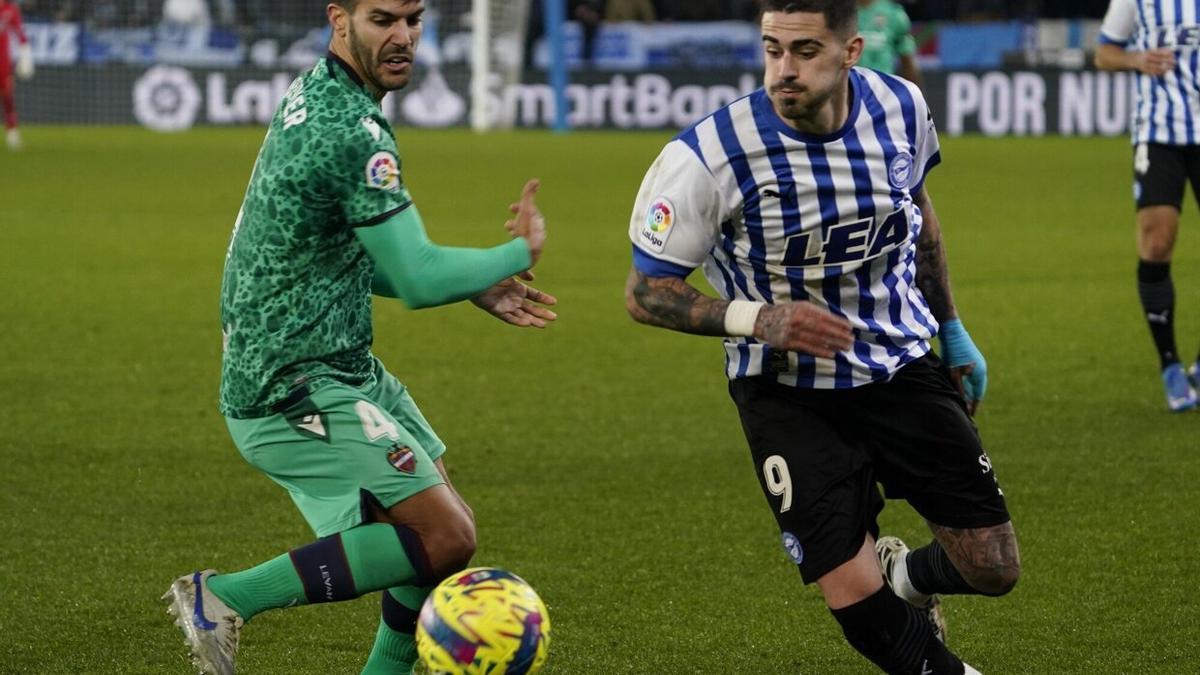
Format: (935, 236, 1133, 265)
(387, 444, 416, 474)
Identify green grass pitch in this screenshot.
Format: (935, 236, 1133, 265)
(1, 127, 1197, 673)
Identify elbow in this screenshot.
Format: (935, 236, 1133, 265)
(624, 289, 652, 325)
(1093, 47, 1119, 71)
(403, 298, 434, 310)
(624, 267, 646, 324)
(402, 290, 439, 310)
(389, 279, 439, 310)
(371, 277, 398, 299)
(624, 291, 643, 322)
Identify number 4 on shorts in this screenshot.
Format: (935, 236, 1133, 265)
(355, 401, 401, 442)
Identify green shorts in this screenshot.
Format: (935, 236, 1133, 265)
(226, 359, 446, 538)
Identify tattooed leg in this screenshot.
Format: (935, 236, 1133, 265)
(905, 522, 1021, 597)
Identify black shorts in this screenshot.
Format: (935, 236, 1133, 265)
(1134, 142, 1200, 211)
(728, 353, 1010, 584)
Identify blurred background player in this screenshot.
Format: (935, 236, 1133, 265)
(0, 0, 34, 150)
(1096, 0, 1200, 412)
(572, 0, 604, 66)
(625, 1, 1017, 672)
(857, 0, 923, 87)
(161, 1, 556, 674)
(606, 0, 657, 23)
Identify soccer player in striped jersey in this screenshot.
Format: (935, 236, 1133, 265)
(161, 2, 556, 674)
(0, 0, 33, 150)
(625, 1, 1018, 672)
(1097, 0, 1200, 411)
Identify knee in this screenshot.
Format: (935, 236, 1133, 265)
(383, 485, 478, 581)
(425, 514, 476, 577)
(964, 555, 1021, 596)
(1140, 240, 1174, 261)
(446, 519, 477, 570)
(1137, 210, 1179, 260)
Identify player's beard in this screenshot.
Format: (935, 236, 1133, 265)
(348, 20, 416, 95)
(769, 78, 838, 127)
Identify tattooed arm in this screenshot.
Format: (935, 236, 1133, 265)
(624, 268, 729, 336)
(914, 187, 989, 412)
(624, 268, 853, 357)
(913, 186, 957, 323)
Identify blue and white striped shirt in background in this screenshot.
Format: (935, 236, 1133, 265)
(1100, 0, 1200, 146)
(630, 68, 942, 389)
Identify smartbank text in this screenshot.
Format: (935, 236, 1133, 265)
(131, 67, 761, 131)
(129, 66, 1135, 136)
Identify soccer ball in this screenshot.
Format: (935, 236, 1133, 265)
(415, 567, 551, 675)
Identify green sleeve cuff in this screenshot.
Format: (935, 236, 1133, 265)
(499, 236, 533, 272)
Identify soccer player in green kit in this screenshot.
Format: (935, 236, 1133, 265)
(857, 0, 923, 87)
(161, 2, 556, 674)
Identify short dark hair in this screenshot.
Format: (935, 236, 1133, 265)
(758, 0, 857, 37)
(332, 0, 360, 11)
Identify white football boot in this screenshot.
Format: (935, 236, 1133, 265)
(876, 536, 947, 644)
(5, 129, 21, 150)
(162, 570, 243, 675)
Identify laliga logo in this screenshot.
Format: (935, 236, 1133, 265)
(646, 199, 673, 233)
(133, 65, 202, 132)
(639, 196, 675, 253)
(366, 151, 401, 193)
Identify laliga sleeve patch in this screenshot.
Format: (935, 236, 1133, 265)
(638, 197, 676, 253)
(366, 151, 401, 193)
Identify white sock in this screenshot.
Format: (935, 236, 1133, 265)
(893, 551, 933, 607)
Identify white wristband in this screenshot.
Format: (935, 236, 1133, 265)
(724, 300, 765, 337)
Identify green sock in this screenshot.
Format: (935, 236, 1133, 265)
(208, 523, 427, 622)
(361, 586, 431, 675)
(362, 620, 419, 674)
(207, 553, 305, 621)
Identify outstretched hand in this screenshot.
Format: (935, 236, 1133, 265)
(471, 277, 558, 328)
(505, 179, 546, 267)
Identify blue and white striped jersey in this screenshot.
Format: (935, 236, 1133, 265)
(1099, 0, 1200, 146)
(629, 68, 941, 389)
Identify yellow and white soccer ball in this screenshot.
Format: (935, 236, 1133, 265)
(415, 567, 551, 675)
